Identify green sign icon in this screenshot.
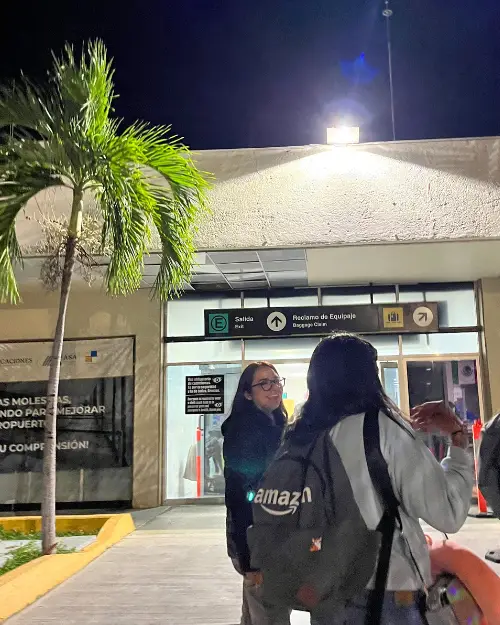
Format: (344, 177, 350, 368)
(209, 313, 229, 334)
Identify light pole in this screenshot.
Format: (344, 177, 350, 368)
(383, 0, 396, 141)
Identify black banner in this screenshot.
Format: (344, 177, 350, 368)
(0, 377, 133, 473)
(205, 303, 439, 339)
(185, 375, 225, 415)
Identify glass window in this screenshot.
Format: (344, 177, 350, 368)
(406, 359, 479, 475)
(166, 340, 242, 363)
(244, 338, 319, 362)
(402, 332, 479, 355)
(322, 293, 371, 305)
(426, 289, 477, 328)
(165, 363, 241, 500)
(166, 295, 240, 337)
(270, 294, 319, 307)
(372, 291, 397, 304)
(362, 335, 399, 357)
(379, 362, 401, 408)
(277, 362, 310, 418)
(243, 294, 269, 308)
(398, 290, 424, 303)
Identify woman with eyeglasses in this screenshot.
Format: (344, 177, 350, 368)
(222, 362, 291, 625)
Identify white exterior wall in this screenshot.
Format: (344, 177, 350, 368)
(191, 137, 500, 250)
(15, 136, 500, 254)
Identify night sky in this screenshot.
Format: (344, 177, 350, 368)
(1, 0, 499, 149)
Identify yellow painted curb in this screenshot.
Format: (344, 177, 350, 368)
(0, 513, 135, 623)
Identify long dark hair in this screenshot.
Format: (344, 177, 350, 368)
(287, 333, 402, 439)
(229, 362, 288, 426)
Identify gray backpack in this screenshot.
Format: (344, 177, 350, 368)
(478, 413, 500, 518)
(247, 408, 399, 624)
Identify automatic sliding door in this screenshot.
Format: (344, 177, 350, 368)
(165, 363, 241, 500)
(405, 358, 479, 485)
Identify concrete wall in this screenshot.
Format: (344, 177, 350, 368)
(191, 137, 500, 250)
(15, 137, 500, 254)
(479, 278, 500, 420)
(0, 286, 163, 508)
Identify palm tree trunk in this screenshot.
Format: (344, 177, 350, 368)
(41, 189, 83, 555)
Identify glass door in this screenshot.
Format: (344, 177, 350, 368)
(404, 357, 481, 492)
(275, 362, 310, 419)
(277, 360, 403, 416)
(379, 361, 401, 409)
(165, 362, 241, 500)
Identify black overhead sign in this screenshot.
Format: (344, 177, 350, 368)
(204, 303, 439, 339)
(185, 375, 225, 415)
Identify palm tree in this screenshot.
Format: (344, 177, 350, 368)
(0, 40, 209, 554)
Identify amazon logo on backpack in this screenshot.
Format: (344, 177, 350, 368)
(254, 487, 312, 516)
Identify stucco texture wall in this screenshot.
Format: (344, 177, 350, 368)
(0, 287, 163, 508)
(192, 137, 500, 250)
(15, 137, 500, 254)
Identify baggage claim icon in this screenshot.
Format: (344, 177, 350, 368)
(267, 312, 287, 332)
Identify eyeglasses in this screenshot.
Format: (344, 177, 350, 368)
(251, 377, 286, 392)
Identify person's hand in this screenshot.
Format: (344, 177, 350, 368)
(244, 571, 263, 587)
(410, 401, 464, 436)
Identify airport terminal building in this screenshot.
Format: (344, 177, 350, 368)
(2, 136, 500, 509)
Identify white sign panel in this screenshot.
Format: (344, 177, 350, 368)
(0, 337, 133, 383)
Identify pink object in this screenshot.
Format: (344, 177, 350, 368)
(426, 535, 500, 625)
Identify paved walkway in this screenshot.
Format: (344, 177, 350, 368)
(5, 506, 500, 625)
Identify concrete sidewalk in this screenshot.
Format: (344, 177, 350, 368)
(5, 506, 500, 625)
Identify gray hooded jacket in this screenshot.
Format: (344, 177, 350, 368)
(330, 411, 474, 590)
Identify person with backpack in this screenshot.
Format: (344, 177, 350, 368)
(222, 362, 291, 625)
(247, 334, 473, 625)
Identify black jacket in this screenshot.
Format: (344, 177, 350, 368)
(222, 406, 285, 572)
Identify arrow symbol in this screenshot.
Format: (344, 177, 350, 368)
(413, 306, 434, 328)
(267, 311, 286, 332)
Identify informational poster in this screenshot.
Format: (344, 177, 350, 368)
(0, 338, 134, 474)
(185, 375, 224, 415)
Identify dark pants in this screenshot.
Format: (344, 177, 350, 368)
(240, 580, 292, 625)
(232, 559, 291, 625)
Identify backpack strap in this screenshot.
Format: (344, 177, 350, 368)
(363, 407, 401, 625)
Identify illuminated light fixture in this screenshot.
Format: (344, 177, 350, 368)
(326, 126, 360, 145)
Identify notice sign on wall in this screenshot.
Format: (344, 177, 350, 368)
(185, 375, 225, 415)
(0, 337, 134, 474)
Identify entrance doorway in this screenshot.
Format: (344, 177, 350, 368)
(403, 357, 482, 488)
(166, 353, 483, 501)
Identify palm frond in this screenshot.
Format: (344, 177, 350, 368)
(0, 148, 64, 302)
(96, 162, 154, 295)
(100, 123, 210, 297)
(52, 40, 116, 141)
(0, 78, 59, 137)
(0, 38, 210, 302)
(92, 120, 210, 298)
(149, 188, 197, 299)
